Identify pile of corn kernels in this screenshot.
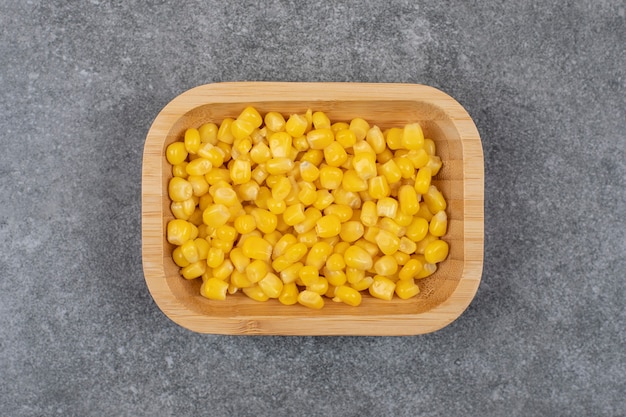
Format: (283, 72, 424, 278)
(165, 107, 448, 309)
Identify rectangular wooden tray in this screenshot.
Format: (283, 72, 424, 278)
(142, 82, 484, 335)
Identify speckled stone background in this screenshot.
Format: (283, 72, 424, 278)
(1, 1, 624, 416)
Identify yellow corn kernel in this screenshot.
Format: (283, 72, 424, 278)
(297, 290, 324, 309)
(306, 128, 334, 149)
(199, 122, 218, 144)
(376, 148, 394, 164)
(350, 276, 374, 291)
(416, 203, 434, 222)
(216, 118, 235, 145)
(309, 111, 329, 129)
(394, 157, 415, 179)
(405, 148, 429, 169)
(424, 239, 449, 264)
(184, 128, 201, 154)
(285, 113, 308, 137)
(424, 185, 447, 213)
(298, 161, 319, 182)
(211, 259, 233, 281)
(239, 235, 272, 262)
(212, 237, 233, 253)
(325, 269, 347, 286)
(393, 250, 410, 266)
(325, 253, 346, 271)
(352, 153, 377, 180)
(277, 262, 301, 284)
(369, 275, 396, 300)
(337, 221, 363, 243)
(344, 245, 374, 270)
(398, 185, 420, 216)
(426, 155, 443, 175)
(278, 282, 299, 305)
(385, 127, 404, 150)
(406, 217, 429, 242)
(374, 255, 399, 276)
(268, 131, 292, 158)
(315, 214, 341, 238)
(227, 247, 249, 272)
(269, 176, 291, 201)
(188, 208, 204, 227)
(415, 260, 436, 278)
(349, 117, 370, 141)
(298, 148, 322, 166)
(205, 246, 224, 268)
(265, 157, 294, 175)
(170, 198, 195, 220)
(331, 121, 350, 133)
(293, 207, 322, 234)
(213, 186, 239, 207)
(296, 265, 318, 286)
(359, 200, 378, 227)
(204, 167, 230, 185)
(321, 204, 351, 223)
(363, 125, 385, 154)
(273, 234, 297, 258)
(166, 142, 188, 165)
(250, 208, 277, 234)
(172, 246, 190, 268)
(422, 138, 436, 155)
(399, 236, 417, 255)
(335, 129, 357, 148)
(296, 185, 317, 206)
(264, 111, 286, 132)
(237, 181, 260, 202)
(265, 197, 285, 215)
(328, 240, 347, 255)
(168, 177, 193, 202)
(198, 194, 214, 212)
(345, 267, 365, 284)
(429, 210, 448, 237)
(290, 135, 307, 152)
(200, 277, 229, 300)
(333, 285, 362, 307)
(280, 242, 305, 263)
(378, 218, 404, 236)
(172, 162, 189, 179)
(179, 240, 200, 264)
(379, 159, 402, 184)
(398, 258, 424, 280)
(376, 229, 401, 256)
(395, 278, 420, 299)
(305, 241, 333, 269)
(181, 260, 206, 280)
(237, 106, 263, 128)
(232, 215, 254, 235)
(376, 197, 398, 218)
(369, 176, 390, 199)
(249, 142, 270, 164)
(338, 170, 366, 194)
(363, 226, 381, 243)
(415, 233, 439, 256)
(257, 273, 283, 298)
(231, 119, 255, 141)
(243, 259, 266, 284)
(323, 142, 348, 167)
(318, 166, 343, 190)
(216, 142, 232, 163)
(307, 277, 329, 295)
(243, 285, 269, 302)
(332, 187, 361, 209)
(202, 204, 231, 228)
(167, 219, 193, 245)
(278, 203, 303, 226)
(402, 123, 424, 150)
(414, 167, 432, 195)
(229, 159, 251, 185)
(187, 175, 209, 197)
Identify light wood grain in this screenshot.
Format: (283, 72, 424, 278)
(142, 82, 484, 335)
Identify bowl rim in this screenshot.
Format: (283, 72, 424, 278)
(142, 81, 484, 335)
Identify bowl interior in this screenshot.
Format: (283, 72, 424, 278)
(157, 98, 467, 320)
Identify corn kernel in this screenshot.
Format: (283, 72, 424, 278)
(305, 241, 333, 269)
(415, 233, 439, 256)
(297, 185, 318, 206)
(416, 202, 434, 222)
(166, 142, 188, 165)
(250, 208, 277, 234)
(350, 276, 373, 291)
(264, 111, 286, 132)
(318, 166, 343, 190)
(228, 247, 250, 272)
(228, 159, 251, 185)
(293, 207, 322, 234)
(312, 214, 340, 238)
(398, 258, 423, 280)
(358, 200, 378, 227)
(278, 262, 302, 284)
(399, 236, 417, 255)
(429, 210, 448, 237)
(339, 221, 364, 243)
(376, 197, 398, 218)
(378, 217, 404, 237)
(379, 159, 402, 184)
(172, 162, 189, 179)
(323, 142, 348, 167)
(374, 255, 399, 276)
(406, 217, 429, 242)
(325, 253, 346, 271)
(211, 259, 233, 280)
(202, 204, 230, 228)
(385, 127, 404, 150)
(369, 275, 396, 300)
(376, 229, 401, 256)
(265, 157, 295, 175)
(297, 290, 324, 309)
(286, 113, 308, 137)
(243, 259, 266, 284)
(172, 246, 190, 267)
(184, 128, 201, 154)
(335, 129, 357, 148)
(168, 177, 193, 202)
(398, 185, 419, 216)
(278, 282, 299, 305)
(167, 219, 193, 245)
(423, 185, 447, 213)
(181, 260, 206, 280)
(349, 117, 370, 141)
(363, 125, 385, 154)
(402, 123, 424, 150)
(250, 142, 272, 164)
(199, 122, 218, 144)
(394, 157, 415, 179)
(257, 273, 283, 298)
(213, 186, 239, 206)
(346, 267, 365, 284)
(243, 285, 269, 302)
(307, 128, 334, 150)
(270, 176, 291, 201)
(217, 118, 235, 144)
(344, 245, 373, 270)
(352, 153, 377, 180)
(307, 277, 329, 295)
(426, 155, 443, 175)
(414, 167, 432, 195)
(323, 204, 352, 223)
(424, 239, 449, 264)
(405, 148, 429, 169)
(237, 106, 263, 128)
(231, 119, 255, 141)
(268, 131, 292, 158)
(200, 277, 229, 300)
(333, 285, 362, 307)
(170, 198, 195, 220)
(325, 269, 347, 287)
(273, 234, 297, 258)
(395, 278, 420, 299)
(393, 250, 410, 266)
(180, 239, 200, 263)
(281, 242, 307, 263)
(369, 176, 390, 199)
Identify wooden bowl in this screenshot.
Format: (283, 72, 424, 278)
(142, 82, 483, 335)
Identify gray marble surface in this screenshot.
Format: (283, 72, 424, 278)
(1, 1, 624, 416)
